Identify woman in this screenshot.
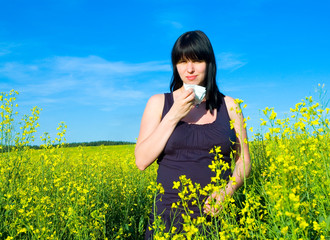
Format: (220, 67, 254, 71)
(135, 30, 251, 238)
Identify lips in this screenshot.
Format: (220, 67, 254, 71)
(186, 75, 197, 81)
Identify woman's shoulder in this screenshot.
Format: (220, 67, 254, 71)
(148, 93, 165, 105)
(223, 95, 236, 108)
(145, 93, 165, 112)
(141, 94, 166, 122)
(223, 95, 243, 119)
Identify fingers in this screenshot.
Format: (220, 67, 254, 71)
(183, 88, 194, 97)
(203, 193, 223, 216)
(181, 88, 195, 103)
(204, 199, 210, 213)
(203, 201, 221, 216)
(171, 89, 195, 117)
(168, 88, 196, 122)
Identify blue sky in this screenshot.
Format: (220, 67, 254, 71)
(1, 0, 329, 144)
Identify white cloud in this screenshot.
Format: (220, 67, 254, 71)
(0, 44, 10, 56)
(161, 20, 183, 29)
(53, 56, 171, 74)
(0, 49, 10, 56)
(217, 52, 247, 71)
(0, 55, 172, 108)
(0, 42, 22, 57)
(155, 10, 185, 30)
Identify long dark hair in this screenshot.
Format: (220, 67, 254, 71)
(170, 30, 221, 113)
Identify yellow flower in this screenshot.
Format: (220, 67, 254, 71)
(171, 226, 177, 234)
(260, 118, 267, 126)
(269, 110, 277, 120)
(313, 221, 321, 231)
(299, 220, 309, 229)
(173, 181, 180, 189)
(229, 119, 235, 129)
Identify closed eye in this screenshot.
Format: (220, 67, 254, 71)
(177, 59, 187, 64)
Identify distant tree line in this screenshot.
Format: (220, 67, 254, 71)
(1, 140, 135, 151)
(63, 140, 135, 148)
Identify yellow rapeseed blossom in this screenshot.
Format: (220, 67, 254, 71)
(1, 88, 329, 239)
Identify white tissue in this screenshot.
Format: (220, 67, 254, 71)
(183, 83, 206, 105)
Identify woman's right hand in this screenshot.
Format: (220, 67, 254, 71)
(167, 88, 195, 122)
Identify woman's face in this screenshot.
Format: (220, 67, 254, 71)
(176, 58, 207, 86)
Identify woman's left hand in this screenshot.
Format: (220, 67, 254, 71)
(203, 190, 226, 216)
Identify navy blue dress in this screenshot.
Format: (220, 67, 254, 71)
(145, 92, 236, 239)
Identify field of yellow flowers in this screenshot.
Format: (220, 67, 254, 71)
(0, 88, 329, 239)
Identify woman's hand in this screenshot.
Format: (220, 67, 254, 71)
(203, 190, 226, 216)
(203, 186, 234, 216)
(167, 88, 195, 122)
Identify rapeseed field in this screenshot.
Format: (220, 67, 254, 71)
(0, 88, 329, 239)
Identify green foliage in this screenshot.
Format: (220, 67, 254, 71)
(0, 87, 329, 239)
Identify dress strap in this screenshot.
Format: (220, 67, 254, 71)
(161, 93, 173, 119)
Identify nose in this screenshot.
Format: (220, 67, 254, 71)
(186, 61, 195, 73)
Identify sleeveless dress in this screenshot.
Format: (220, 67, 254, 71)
(145, 92, 236, 239)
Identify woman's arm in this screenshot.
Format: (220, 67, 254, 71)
(204, 96, 251, 215)
(224, 96, 251, 195)
(135, 89, 195, 171)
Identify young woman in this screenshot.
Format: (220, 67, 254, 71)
(135, 30, 251, 239)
